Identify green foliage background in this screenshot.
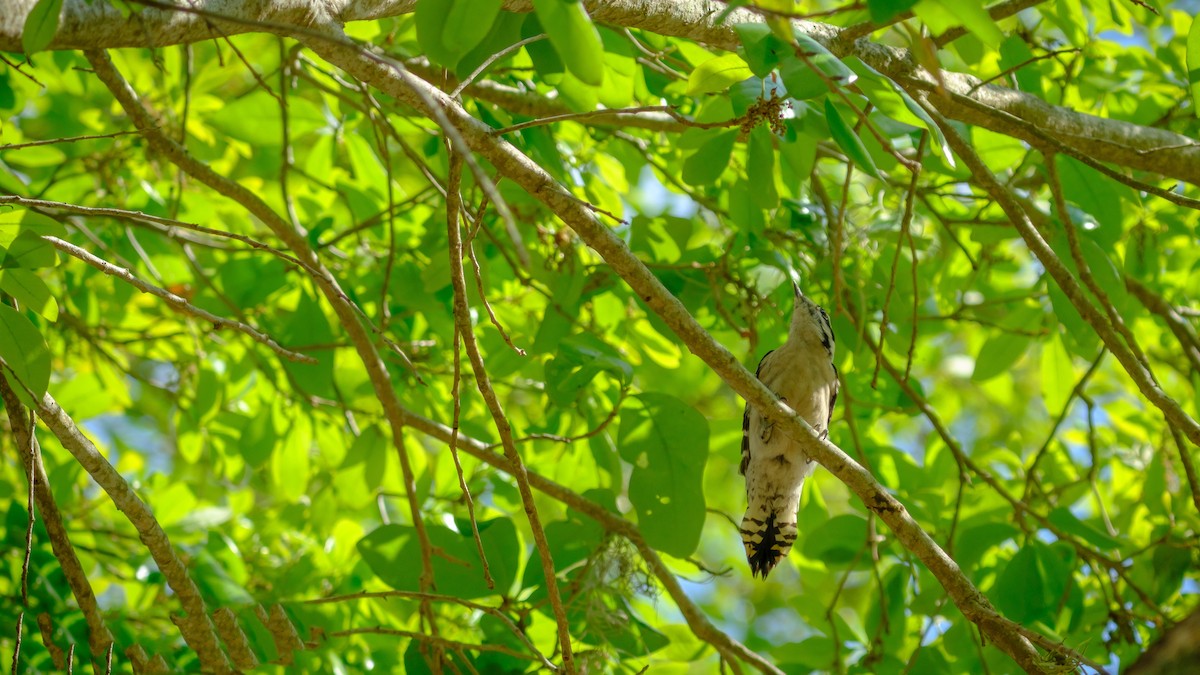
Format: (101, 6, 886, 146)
(2, 0, 1200, 673)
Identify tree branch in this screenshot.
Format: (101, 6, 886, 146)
(3, 1, 1197, 184)
(920, 99, 1200, 448)
(0, 377, 115, 675)
(445, 150, 575, 672)
(81, 45, 441, 621)
(300, 29, 1045, 673)
(44, 236, 316, 364)
(33, 390, 229, 672)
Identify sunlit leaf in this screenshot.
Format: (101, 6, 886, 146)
(687, 53, 753, 96)
(0, 304, 50, 403)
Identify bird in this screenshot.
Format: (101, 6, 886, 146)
(740, 280, 839, 578)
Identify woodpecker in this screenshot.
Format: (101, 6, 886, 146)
(740, 281, 839, 578)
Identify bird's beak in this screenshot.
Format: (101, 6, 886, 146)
(791, 278, 802, 297)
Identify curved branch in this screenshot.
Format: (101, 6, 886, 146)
(34, 391, 229, 672)
(301, 30, 1045, 673)
(4, 1, 1195, 183)
(391, 407, 782, 674)
(81, 46, 441, 620)
(920, 100, 1200, 448)
(0, 377, 115, 674)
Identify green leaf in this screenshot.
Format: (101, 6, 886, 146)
(618, 393, 708, 558)
(915, 0, 1003, 45)
(955, 520, 1018, 572)
(1054, 155, 1126, 246)
(544, 341, 631, 405)
(532, 0, 605, 86)
(1, 231, 57, 269)
(414, 0, 459, 67)
(1040, 333, 1075, 416)
(734, 23, 783, 78)
(802, 514, 869, 565)
(779, 33, 856, 99)
(522, 14, 564, 81)
(998, 35, 1044, 98)
(824, 100, 880, 179)
(867, 0, 919, 25)
(358, 519, 520, 598)
(682, 130, 737, 186)
(687, 53, 753, 96)
(990, 542, 1067, 624)
(971, 332, 1029, 382)
(747, 126, 779, 209)
(1079, 239, 1130, 314)
(21, 0, 62, 55)
(1150, 541, 1193, 602)
(441, 0, 503, 55)
(1189, 15, 1200, 118)
(0, 304, 51, 403)
(1047, 507, 1120, 551)
(0, 269, 58, 321)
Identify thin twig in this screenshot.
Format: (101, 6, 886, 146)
(873, 132, 926, 387)
(304, 590, 557, 671)
(444, 148, 575, 673)
(451, 35, 546, 99)
(448, 326, 493, 589)
(0, 130, 140, 151)
(44, 236, 315, 364)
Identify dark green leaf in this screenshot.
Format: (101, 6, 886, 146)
(617, 393, 708, 558)
(801, 514, 869, 565)
(779, 34, 856, 100)
(1054, 155, 1127, 247)
(682, 130, 737, 186)
(442, 0, 503, 55)
(734, 23, 783, 78)
(748, 126, 779, 209)
(414, 0, 460, 67)
(867, 0, 919, 24)
(824, 99, 880, 179)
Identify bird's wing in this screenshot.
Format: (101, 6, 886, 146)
(823, 364, 839, 440)
(740, 349, 775, 476)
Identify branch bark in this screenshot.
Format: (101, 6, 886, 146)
(2, 0, 1196, 185)
(33, 390, 229, 672)
(0, 377, 115, 675)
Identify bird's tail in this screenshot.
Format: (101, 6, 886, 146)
(740, 500, 799, 578)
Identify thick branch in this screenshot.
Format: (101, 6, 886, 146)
(301, 31, 1044, 673)
(2, 0, 1196, 185)
(0, 377, 115, 675)
(33, 391, 228, 672)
